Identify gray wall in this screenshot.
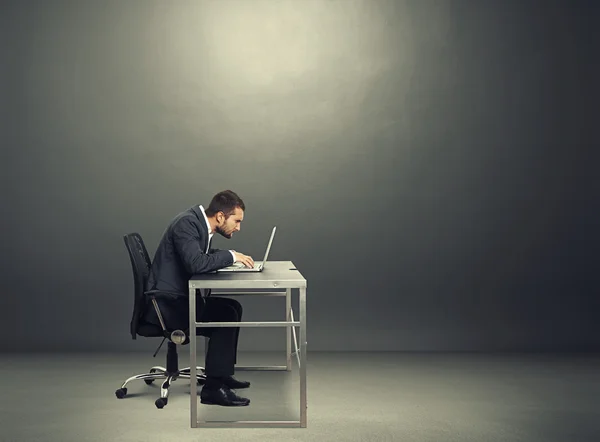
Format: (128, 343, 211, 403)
(2, 0, 598, 352)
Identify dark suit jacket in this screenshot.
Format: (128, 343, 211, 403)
(143, 205, 234, 330)
(147, 205, 234, 295)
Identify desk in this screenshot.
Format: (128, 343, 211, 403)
(188, 261, 307, 428)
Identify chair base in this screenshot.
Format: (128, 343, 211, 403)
(115, 365, 207, 408)
(116, 341, 206, 409)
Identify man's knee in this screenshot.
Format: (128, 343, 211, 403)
(226, 303, 241, 322)
(219, 297, 243, 317)
(229, 298, 242, 316)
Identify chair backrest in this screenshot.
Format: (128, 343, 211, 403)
(123, 233, 153, 339)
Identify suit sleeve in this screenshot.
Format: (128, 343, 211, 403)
(172, 219, 234, 274)
(209, 248, 237, 263)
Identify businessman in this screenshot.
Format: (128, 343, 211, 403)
(144, 190, 255, 406)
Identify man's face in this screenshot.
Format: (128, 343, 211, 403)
(215, 207, 244, 239)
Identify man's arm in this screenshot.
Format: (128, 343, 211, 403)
(172, 219, 234, 273)
(209, 247, 236, 263)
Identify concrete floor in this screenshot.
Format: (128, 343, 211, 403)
(2, 351, 599, 442)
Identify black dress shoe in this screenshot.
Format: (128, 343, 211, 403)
(200, 386, 250, 406)
(222, 375, 251, 389)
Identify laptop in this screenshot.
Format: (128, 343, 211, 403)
(216, 226, 276, 272)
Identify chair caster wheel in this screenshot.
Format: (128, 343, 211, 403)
(155, 398, 168, 409)
(145, 368, 158, 384)
(115, 388, 127, 399)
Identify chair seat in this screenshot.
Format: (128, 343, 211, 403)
(136, 322, 165, 338)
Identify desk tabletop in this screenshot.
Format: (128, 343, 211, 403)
(189, 261, 307, 289)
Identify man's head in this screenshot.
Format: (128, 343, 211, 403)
(205, 190, 245, 239)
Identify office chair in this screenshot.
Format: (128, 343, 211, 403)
(115, 233, 206, 409)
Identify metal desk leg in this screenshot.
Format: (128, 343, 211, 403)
(299, 286, 307, 428)
(189, 286, 198, 428)
(286, 288, 292, 371)
(290, 308, 301, 368)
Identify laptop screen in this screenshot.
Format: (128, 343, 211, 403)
(261, 227, 277, 263)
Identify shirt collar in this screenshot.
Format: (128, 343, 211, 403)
(199, 205, 214, 241)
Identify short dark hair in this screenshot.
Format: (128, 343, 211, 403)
(205, 190, 245, 218)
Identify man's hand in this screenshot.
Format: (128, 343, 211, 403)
(232, 251, 255, 268)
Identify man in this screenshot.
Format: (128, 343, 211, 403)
(144, 190, 255, 406)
